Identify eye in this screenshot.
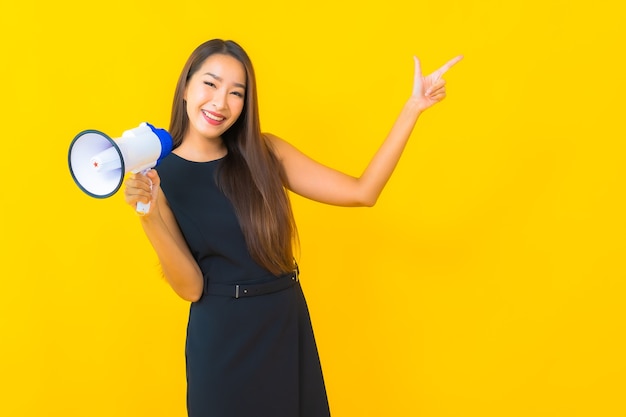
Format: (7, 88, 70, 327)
(203, 81, 216, 88)
(231, 91, 244, 98)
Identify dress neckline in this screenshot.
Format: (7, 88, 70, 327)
(170, 152, 227, 164)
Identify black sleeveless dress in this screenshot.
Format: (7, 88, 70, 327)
(158, 153, 331, 417)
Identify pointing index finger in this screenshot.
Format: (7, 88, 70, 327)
(434, 55, 464, 80)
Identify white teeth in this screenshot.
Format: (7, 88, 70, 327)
(202, 110, 225, 121)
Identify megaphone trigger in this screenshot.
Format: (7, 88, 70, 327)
(135, 168, 153, 216)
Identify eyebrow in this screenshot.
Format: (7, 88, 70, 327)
(205, 72, 246, 90)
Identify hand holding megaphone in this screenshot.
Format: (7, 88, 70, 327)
(68, 122, 173, 214)
(125, 169, 162, 216)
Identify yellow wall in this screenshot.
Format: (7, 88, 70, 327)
(1, 0, 625, 416)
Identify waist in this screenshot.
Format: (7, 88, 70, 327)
(203, 267, 299, 299)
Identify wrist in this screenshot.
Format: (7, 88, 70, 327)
(404, 97, 425, 116)
(138, 209, 163, 226)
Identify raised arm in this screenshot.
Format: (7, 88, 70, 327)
(271, 54, 463, 207)
(125, 170, 204, 301)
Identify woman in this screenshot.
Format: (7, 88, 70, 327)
(125, 39, 461, 417)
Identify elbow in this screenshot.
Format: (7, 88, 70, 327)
(356, 192, 379, 207)
(352, 182, 381, 207)
(357, 198, 377, 207)
(172, 279, 204, 302)
(178, 287, 203, 302)
(189, 285, 203, 301)
(185, 294, 202, 303)
(163, 267, 204, 302)
(364, 195, 379, 207)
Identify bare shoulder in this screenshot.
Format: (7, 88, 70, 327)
(264, 132, 300, 162)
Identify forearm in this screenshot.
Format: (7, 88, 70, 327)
(270, 55, 460, 208)
(357, 98, 423, 206)
(139, 214, 204, 301)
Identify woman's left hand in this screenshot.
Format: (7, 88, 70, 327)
(411, 55, 463, 112)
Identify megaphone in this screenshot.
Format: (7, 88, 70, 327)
(68, 122, 173, 214)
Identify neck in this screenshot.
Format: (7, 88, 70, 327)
(175, 133, 227, 162)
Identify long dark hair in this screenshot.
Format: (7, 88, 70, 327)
(169, 39, 298, 275)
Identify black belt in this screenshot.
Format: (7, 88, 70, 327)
(204, 267, 299, 299)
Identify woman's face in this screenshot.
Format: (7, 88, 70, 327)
(184, 53, 246, 141)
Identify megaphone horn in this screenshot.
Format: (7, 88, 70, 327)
(68, 122, 173, 214)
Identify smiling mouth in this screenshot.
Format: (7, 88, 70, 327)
(202, 110, 225, 122)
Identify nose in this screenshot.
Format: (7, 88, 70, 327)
(212, 93, 227, 110)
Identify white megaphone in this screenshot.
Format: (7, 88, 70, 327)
(68, 122, 173, 214)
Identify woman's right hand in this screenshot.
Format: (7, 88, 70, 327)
(124, 169, 161, 216)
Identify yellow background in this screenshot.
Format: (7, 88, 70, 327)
(1, 0, 625, 416)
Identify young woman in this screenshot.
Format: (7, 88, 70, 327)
(124, 39, 461, 417)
